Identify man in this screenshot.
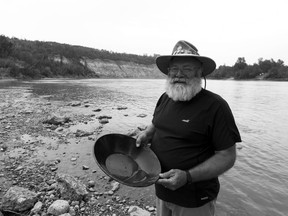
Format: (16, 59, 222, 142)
(136, 40, 241, 216)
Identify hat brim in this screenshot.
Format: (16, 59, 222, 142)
(156, 55, 216, 77)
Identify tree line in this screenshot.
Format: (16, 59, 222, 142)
(0, 35, 287, 80)
(209, 57, 288, 80)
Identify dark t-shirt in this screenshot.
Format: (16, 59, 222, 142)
(151, 88, 241, 207)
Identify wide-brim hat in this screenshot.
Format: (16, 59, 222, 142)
(93, 133, 161, 187)
(156, 40, 216, 77)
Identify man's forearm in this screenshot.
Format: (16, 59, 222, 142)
(188, 145, 236, 182)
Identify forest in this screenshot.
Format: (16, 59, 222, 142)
(0, 35, 287, 80)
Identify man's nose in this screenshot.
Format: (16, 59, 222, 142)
(175, 69, 185, 77)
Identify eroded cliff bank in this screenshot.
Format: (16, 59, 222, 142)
(81, 58, 165, 79)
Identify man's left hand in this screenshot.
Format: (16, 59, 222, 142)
(156, 169, 187, 190)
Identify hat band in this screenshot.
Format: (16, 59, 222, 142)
(172, 47, 199, 56)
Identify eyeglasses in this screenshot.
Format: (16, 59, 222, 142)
(168, 66, 200, 74)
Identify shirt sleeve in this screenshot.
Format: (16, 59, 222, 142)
(211, 99, 241, 151)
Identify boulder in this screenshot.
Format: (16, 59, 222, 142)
(1, 186, 38, 212)
(128, 206, 151, 216)
(57, 174, 88, 201)
(47, 200, 70, 216)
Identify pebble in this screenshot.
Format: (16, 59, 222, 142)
(87, 180, 95, 187)
(137, 114, 147, 118)
(82, 165, 89, 170)
(50, 167, 58, 171)
(99, 119, 109, 124)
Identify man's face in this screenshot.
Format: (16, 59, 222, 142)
(165, 57, 202, 101)
(168, 57, 202, 81)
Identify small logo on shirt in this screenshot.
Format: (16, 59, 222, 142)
(182, 119, 190, 123)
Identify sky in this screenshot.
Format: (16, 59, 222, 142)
(1, 0, 288, 67)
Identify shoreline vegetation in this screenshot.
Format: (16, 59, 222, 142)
(1, 35, 288, 81)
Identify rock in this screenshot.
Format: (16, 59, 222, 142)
(111, 182, 120, 192)
(97, 115, 112, 120)
(87, 180, 95, 187)
(92, 108, 101, 112)
(0, 145, 7, 152)
(43, 116, 71, 126)
(237, 145, 243, 150)
(128, 206, 151, 216)
(99, 118, 109, 124)
(137, 114, 147, 118)
(21, 109, 33, 114)
(75, 129, 93, 137)
(57, 174, 88, 201)
(55, 127, 64, 133)
(70, 102, 81, 107)
(147, 206, 156, 212)
(70, 201, 79, 206)
(47, 200, 70, 216)
(60, 213, 71, 216)
(88, 188, 95, 192)
(69, 206, 76, 216)
(51, 167, 58, 171)
(31, 201, 43, 214)
(82, 165, 89, 170)
(116, 106, 128, 110)
(1, 186, 38, 212)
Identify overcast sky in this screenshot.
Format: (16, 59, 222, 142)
(1, 0, 287, 66)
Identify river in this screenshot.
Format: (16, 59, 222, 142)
(1, 78, 288, 216)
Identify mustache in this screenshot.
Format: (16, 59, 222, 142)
(169, 77, 189, 84)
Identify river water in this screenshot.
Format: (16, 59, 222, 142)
(1, 78, 288, 216)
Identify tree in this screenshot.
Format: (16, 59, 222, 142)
(233, 57, 247, 70)
(0, 35, 13, 57)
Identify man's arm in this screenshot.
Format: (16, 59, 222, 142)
(157, 145, 236, 190)
(188, 144, 236, 182)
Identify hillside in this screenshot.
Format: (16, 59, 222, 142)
(0, 35, 165, 79)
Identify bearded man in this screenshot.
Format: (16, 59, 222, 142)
(136, 40, 241, 216)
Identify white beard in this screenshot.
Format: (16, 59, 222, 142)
(165, 77, 202, 101)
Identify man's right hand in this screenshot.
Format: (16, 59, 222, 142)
(136, 132, 148, 147)
(135, 123, 156, 147)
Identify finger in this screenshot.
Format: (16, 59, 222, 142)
(156, 178, 170, 188)
(135, 137, 142, 147)
(159, 170, 174, 179)
(135, 140, 141, 147)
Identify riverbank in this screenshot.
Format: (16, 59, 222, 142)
(0, 83, 156, 215)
